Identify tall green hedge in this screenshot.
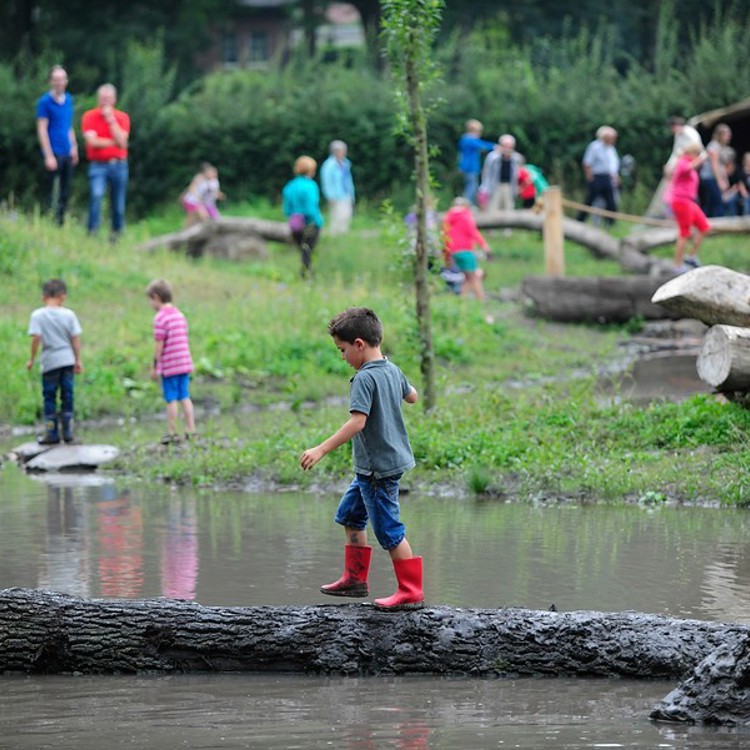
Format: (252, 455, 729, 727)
(3, 6, 750, 217)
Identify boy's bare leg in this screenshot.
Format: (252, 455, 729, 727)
(181, 398, 196, 433)
(389, 538, 414, 561)
(689, 230, 705, 259)
(346, 527, 368, 546)
(166, 401, 179, 434)
(674, 236, 687, 266)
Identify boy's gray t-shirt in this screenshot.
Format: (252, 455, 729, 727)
(349, 358, 415, 479)
(28, 306, 82, 373)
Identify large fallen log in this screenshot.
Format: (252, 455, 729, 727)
(651, 265, 750, 327)
(650, 636, 750, 726)
(478, 212, 750, 274)
(1, 588, 747, 679)
(696, 325, 750, 392)
(521, 275, 676, 323)
(136, 217, 291, 259)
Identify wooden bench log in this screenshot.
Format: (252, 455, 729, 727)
(1, 588, 747, 679)
(521, 275, 676, 323)
(696, 325, 750, 392)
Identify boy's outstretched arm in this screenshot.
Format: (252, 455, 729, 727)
(405, 386, 418, 404)
(300, 412, 367, 471)
(26, 335, 41, 370)
(71, 335, 83, 374)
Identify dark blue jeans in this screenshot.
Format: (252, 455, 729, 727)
(88, 160, 128, 233)
(577, 174, 617, 224)
(700, 176, 725, 218)
(44, 155, 74, 225)
(42, 366, 75, 419)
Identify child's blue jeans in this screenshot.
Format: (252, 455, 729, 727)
(334, 473, 406, 550)
(42, 366, 74, 419)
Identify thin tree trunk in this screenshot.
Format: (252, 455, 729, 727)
(405, 26, 436, 411)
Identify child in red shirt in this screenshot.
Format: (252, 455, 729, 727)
(670, 143, 710, 272)
(442, 198, 493, 320)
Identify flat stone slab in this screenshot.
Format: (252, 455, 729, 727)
(10, 443, 119, 472)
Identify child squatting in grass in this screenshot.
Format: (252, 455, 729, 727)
(300, 307, 424, 610)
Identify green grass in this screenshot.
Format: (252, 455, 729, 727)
(3, 205, 750, 504)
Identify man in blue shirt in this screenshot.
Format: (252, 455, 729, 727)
(36, 65, 79, 226)
(576, 125, 620, 225)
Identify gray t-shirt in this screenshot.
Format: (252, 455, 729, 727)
(28, 306, 82, 373)
(349, 358, 416, 479)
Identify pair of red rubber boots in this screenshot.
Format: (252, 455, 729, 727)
(321, 544, 424, 610)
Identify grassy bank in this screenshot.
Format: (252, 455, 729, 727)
(2, 206, 750, 505)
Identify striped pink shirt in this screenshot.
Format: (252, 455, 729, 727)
(153, 305, 193, 377)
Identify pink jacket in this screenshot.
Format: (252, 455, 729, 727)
(442, 206, 488, 255)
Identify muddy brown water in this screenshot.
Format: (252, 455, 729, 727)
(2, 458, 750, 748)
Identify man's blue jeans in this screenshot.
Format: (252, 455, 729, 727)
(42, 366, 75, 420)
(88, 160, 128, 233)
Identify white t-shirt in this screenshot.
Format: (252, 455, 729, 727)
(28, 306, 82, 373)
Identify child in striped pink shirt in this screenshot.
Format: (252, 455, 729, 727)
(146, 279, 196, 444)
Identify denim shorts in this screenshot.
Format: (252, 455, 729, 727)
(334, 473, 405, 550)
(161, 373, 191, 403)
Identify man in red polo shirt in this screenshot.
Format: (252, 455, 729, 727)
(81, 83, 130, 241)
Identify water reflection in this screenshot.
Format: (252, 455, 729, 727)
(2, 465, 750, 624)
(161, 497, 199, 600)
(38, 485, 90, 598)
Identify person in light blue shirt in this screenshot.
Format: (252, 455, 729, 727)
(576, 126, 620, 225)
(320, 140, 355, 234)
(36, 65, 79, 225)
(282, 155, 324, 278)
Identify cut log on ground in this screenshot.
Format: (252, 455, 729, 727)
(650, 636, 750, 726)
(521, 275, 677, 323)
(651, 265, 750, 327)
(1, 588, 748, 680)
(697, 325, 750, 392)
(135, 218, 291, 259)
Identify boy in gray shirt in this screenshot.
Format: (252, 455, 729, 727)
(300, 307, 424, 610)
(26, 279, 83, 444)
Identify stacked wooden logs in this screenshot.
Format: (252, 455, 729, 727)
(651, 265, 750, 398)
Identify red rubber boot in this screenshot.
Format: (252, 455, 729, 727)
(374, 556, 424, 611)
(320, 544, 372, 597)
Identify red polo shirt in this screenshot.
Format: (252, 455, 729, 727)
(81, 108, 130, 162)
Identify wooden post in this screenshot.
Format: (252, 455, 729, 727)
(543, 186, 565, 276)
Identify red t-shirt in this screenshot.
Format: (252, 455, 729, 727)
(81, 108, 130, 161)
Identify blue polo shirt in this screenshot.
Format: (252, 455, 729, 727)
(36, 92, 74, 156)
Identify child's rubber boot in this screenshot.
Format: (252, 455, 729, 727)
(374, 556, 425, 611)
(320, 544, 372, 598)
(61, 413, 75, 444)
(37, 416, 60, 445)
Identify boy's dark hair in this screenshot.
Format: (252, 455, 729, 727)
(146, 279, 173, 303)
(42, 279, 67, 298)
(328, 307, 383, 346)
(667, 116, 686, 127)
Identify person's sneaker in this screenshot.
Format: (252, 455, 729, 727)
(160, 433, 180, 445)
(684, 256, 701, 268)
(673, 263, 692, 275)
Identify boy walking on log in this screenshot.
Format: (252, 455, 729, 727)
(26, 279, 83, 444)
(300, 307, 424, 610)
